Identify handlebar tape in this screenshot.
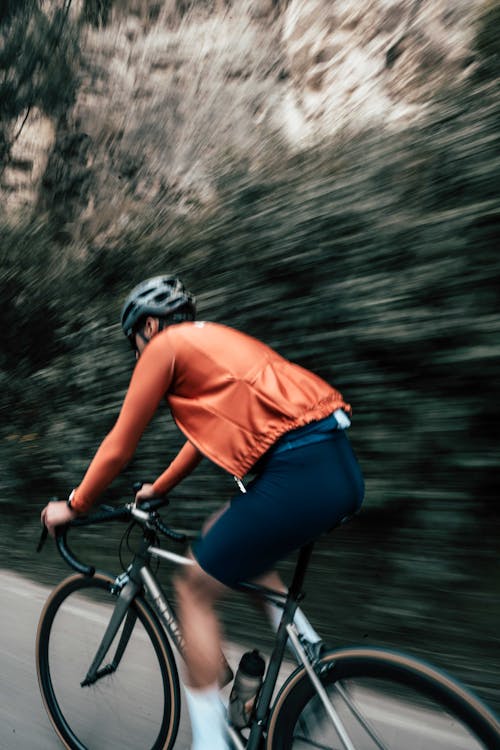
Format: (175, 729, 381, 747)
(56, 526, 95, 577)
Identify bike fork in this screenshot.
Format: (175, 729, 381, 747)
(81, 578, 141, 687)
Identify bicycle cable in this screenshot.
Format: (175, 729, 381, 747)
(118, 520, 161, 575)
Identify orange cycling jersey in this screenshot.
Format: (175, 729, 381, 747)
(72, 322, 350, 513)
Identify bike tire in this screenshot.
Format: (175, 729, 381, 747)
(36, 572, 181, 750)
(267, 646, 500, 750)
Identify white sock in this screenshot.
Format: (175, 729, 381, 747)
(183, 683, 229, 750)
(265, 603, 321, 645)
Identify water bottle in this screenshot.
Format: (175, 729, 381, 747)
(228, 649, 265, 728)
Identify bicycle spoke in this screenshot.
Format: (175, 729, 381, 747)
(293, 734, 342, 750)
(270, 650, 498, 750)
(335, 681, 389, 750)
(287, 626, 357, 750)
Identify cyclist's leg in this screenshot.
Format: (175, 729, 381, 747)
(195, 503, 321, 648)
(174, 561, 230, 750)
(253, 570, 322, 651)
(174, 561, 228, 688)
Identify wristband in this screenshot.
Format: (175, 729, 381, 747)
(67, 489, 76, 511)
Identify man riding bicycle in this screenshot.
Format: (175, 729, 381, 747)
(41, 275, 364, 750)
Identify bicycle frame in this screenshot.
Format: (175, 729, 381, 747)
(53, 502, 357, 750)
(39, 500, 500, 750)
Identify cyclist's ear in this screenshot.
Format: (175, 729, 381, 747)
(144, 316, 160, 338)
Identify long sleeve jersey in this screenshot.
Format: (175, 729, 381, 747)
(71, 322, 350, 513)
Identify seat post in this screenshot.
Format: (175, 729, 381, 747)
(288, 541, 315, 600)
(246, 540, 316, 750)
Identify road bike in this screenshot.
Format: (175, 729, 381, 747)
(36, 494, 500, 750)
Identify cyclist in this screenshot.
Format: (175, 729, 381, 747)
(41, 275, 364, 750)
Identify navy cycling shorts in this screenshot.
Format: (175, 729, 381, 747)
(192, 427, 364, 587)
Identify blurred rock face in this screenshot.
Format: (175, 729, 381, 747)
(282, 0, 479, 142)
(0, 0, 484, 225)
(1, 109, 55, 212)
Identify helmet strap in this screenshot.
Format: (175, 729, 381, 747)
(136, 329, 150, 346)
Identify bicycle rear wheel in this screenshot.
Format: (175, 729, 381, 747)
(36, 572, 180, 750)
(267, 647, 500, 750)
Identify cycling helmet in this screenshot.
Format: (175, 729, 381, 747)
(120, 275, 196, 337)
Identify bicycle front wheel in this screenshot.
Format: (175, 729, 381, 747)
(36, 572, 180, 750)
(267, 647, 500, 750)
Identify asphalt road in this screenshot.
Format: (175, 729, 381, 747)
(1, 570, 60, 749)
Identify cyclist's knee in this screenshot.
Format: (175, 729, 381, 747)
(174, 561, 225, 605)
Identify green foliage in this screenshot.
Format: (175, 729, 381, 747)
(0, 222, 63, 373)
(82, 0, 113, 27)
(41, 131, 93, 229)
(473, 0, 500, 81)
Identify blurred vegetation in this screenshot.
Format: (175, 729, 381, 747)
(82, 0, 113, 27)
(0, 0, 499, 708)
(474, 0, 500, 81)
(0, 0, 80, 170)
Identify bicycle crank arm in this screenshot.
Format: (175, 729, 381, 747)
(286, 625, 357, 750)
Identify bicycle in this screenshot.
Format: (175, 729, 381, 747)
(36, 493, 500, 750)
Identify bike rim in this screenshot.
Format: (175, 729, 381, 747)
(37, 573, 179, 750)
(268, 649, 499, 750)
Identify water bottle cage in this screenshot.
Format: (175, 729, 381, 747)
(228, 650, 266, 729)
(229, 693, 259, 729)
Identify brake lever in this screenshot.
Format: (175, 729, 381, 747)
(37, 495, 61, 552)
(37, 525, 48, 553)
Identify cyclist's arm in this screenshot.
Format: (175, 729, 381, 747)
(151, 441, 203, 496)
(70, 335, 175, 514)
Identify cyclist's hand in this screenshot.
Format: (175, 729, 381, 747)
(135, 483, 158, 504)
(41, 500, 77, 538)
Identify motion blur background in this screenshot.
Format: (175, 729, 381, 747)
(1, 0, 498, 709)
